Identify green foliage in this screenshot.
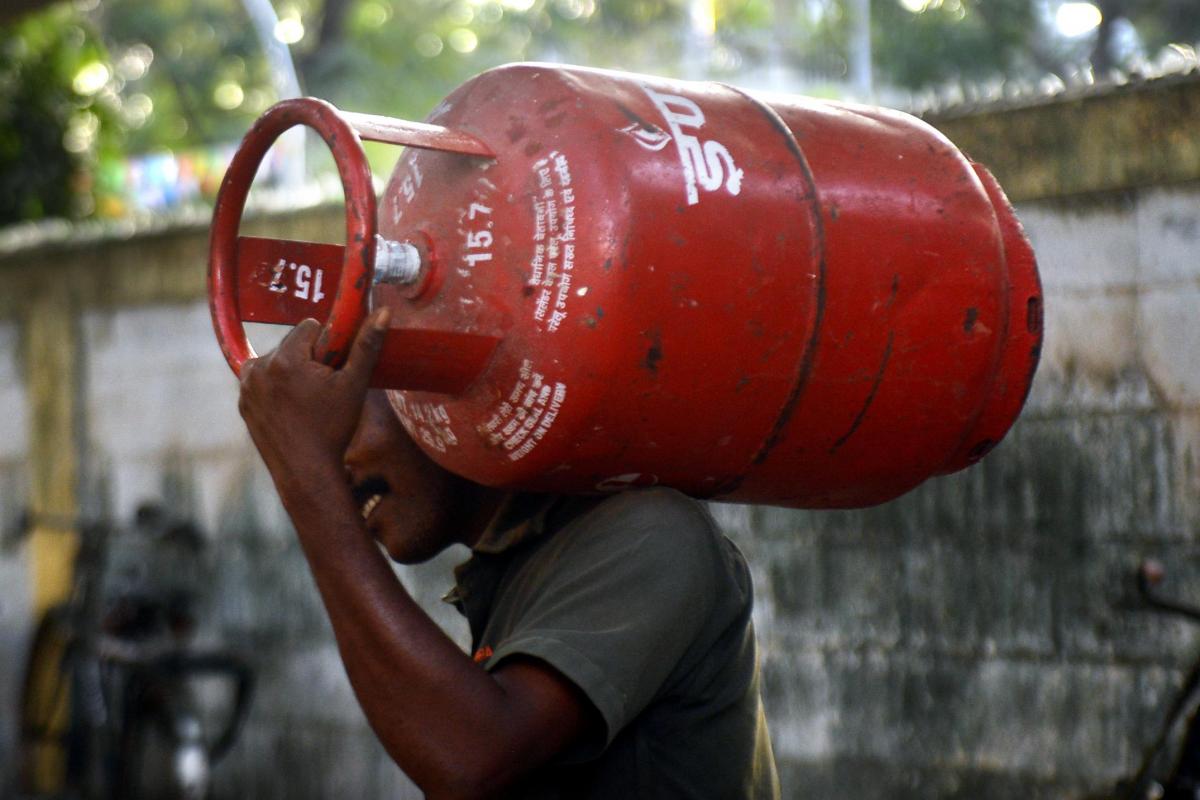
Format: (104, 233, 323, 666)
(99, 0, 279, 150)
(0, 6, 117, 223)
(872, 0, 1043, 89)
(716, 0, 773, 32)
(1102, 0, 1200, 56)
(294, 0, 692, 118)
(2, 0, 1198, 224)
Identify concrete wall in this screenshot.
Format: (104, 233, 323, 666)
(1, 74, 1198, 798)
(0, 321, 31, 785)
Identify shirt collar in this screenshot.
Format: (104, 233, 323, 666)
(442, 492, 559, 610)
(469, 492, 561, 555)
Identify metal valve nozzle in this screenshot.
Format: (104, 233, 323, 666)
(374, 236, 422, 285)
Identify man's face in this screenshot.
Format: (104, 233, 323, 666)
(344, 391, 495, 563)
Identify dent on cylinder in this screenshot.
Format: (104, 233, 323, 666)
(937, 161, 1044, 475)
(728, 97, 1016, 507)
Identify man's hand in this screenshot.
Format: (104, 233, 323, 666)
(235, 307, 599, 798)
(238, 308, 390, 478)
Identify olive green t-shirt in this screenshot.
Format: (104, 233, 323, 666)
(447, 487, 780, 799)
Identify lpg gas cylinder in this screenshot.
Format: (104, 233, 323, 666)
(209, 63, 1043, 509)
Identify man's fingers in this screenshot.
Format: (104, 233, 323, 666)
(342, 307, 391, 385)
(237, 356, 260, 417)
(276, 318, 322, 363)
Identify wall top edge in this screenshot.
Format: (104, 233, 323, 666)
(0, 198, 344, 265)
(5, 67, 1200, 256)
(919, 64, 1200, 123)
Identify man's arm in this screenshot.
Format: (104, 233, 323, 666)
(237, 313, 597, 799)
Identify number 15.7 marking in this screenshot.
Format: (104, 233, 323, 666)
(464, 202, 493, 269)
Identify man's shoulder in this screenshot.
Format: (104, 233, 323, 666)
(530, 488, 748, 604)
(545, 488, 724, 560)
(568, 487, 718, 540)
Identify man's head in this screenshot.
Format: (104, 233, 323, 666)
(344, 390, 503, 563)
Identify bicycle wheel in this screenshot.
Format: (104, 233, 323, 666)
(17, 607, 75, 795)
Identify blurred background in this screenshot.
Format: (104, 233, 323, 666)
(2, 1, 1200, 798)
(2, 0, 1199, 223)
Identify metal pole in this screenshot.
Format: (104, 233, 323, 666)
(849, 0, 873, 98)
(685, 0, 716, 79)
(240, 0, 306, 191)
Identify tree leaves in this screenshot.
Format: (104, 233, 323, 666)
(2, 0, 1197, 225)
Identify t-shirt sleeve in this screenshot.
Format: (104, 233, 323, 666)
(482, 489, 730, 752)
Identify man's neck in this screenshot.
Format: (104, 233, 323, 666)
(460, 487, 510, 550)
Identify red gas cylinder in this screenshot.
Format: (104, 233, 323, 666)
(209, 63, 1042, 509)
